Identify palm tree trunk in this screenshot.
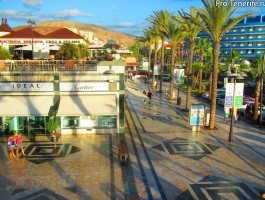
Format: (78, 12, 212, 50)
(198, 54, 204, 94)
(186, 40, 195, 110)
(159, 37, 165, 93)
(169, 45, 175, 99)
(152, 41, 158, 89)
(254, 75, 261, 120)
(208, 71, 213, 100)
(148, 45, 152, 80)
(209, 41, 220, 129)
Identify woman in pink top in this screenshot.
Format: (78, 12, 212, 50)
(16, 133, 26, 157)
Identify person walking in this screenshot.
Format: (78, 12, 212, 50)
(16, 132, 26, 157)
(147, 90, 152, 105)
(7, 134, 17, 159)
(234, 108, 239, 123)
(245, 103, 251, 119)
(224, 107, 229, 123)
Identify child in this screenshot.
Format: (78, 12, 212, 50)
(224, 107, 230, 123)
(7, 134, 17, 159)
(16, 133, 26, 157)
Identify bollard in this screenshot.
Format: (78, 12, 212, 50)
(177, 97, 181, 105)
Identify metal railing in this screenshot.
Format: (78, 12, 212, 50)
(0, 60, 98, 72)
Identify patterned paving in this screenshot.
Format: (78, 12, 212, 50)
(176, 175, 262, 200)
(23, 143, 82, 164)
(152, 137, 220, 160)
(12, 188, 68, 200)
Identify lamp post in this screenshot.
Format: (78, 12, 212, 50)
(225, 72, 244, 142)
(27, 19, 36, 60)
(259, 55, 265, 128)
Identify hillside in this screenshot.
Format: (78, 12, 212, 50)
(33, 20, 137, 47)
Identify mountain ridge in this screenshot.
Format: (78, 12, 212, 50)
(35, 20, 137, 47)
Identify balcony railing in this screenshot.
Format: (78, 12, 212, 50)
(0, 60, 98, 72)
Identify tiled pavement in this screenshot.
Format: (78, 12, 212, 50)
(0, 79, 264, 200)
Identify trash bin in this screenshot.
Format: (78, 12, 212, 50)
(177, 97, 181, 105)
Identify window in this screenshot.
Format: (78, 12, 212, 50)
(62, 116, 80, 128)
(98, 116, 117, 128)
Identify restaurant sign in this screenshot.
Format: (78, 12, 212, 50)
(0, 82, 54, 92)
(60, 82, 109, 91)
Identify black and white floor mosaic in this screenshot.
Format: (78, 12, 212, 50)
(23, 143, 81, 164)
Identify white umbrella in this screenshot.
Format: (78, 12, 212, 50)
(14, 45, 32, 51)
(14, 45, 42, 51)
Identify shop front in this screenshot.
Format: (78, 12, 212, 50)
(0, 82, 55, 135)
(56, 82, 120, 134)
(0, 64, 125, 137)
(57, 94, 118, 134)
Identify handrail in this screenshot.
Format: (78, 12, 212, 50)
(0, 60, 98, 72)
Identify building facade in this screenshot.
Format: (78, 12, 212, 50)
(0, 60, 125, 142)
(0, 24, 86, 60)
(198, 15, 265, 60)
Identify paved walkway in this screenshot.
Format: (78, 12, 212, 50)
(124, 79, 265, 200)
(0, 78, 264, 200)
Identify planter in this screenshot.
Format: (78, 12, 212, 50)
(30, 137, 36, 142)
(64, 60, 74, 70)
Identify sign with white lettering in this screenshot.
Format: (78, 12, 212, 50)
(0, 82, 54, 91)
(0, 39, 83, 44)
(225, 82, 244, 108)
(60, 82, 109, 91)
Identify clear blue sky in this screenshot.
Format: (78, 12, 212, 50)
(0, 0, 264, 36)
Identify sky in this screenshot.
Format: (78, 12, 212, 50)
(0, 0, 264, 36)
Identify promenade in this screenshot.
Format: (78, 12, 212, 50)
(0, 78, 264, 200)
(124, 78, 265, 199)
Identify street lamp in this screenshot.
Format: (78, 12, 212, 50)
(27, 19, 36, 60)
(224, 72, 244, 142)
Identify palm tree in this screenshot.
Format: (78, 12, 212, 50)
(194, 38, 213, 94)
(148, 10, 174, 92)
(138, 28, 156, 79)
(187, 0, 252, 129)
(252, 55, 265, 121)
(161, 20, 186, 99)
(176, 6, 202, 111)
(145, 25, 160, 88)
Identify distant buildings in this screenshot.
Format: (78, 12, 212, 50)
(198, 15, 265, 60)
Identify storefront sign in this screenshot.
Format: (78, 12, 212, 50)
(60, 82, 109, 91)
(0, 82, 54, 91)
(0, 39, 83, 45)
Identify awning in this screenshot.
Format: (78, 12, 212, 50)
(0, 96, 53, 116)
(56, 95, 117, 116)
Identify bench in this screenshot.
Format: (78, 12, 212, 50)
(118, 144, 129, 166)
(51, 132, 61, 142)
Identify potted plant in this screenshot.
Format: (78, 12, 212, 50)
(46, 119, 59, 141)
(46, 119, 59, 134)
(28, 129, 36, 142)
